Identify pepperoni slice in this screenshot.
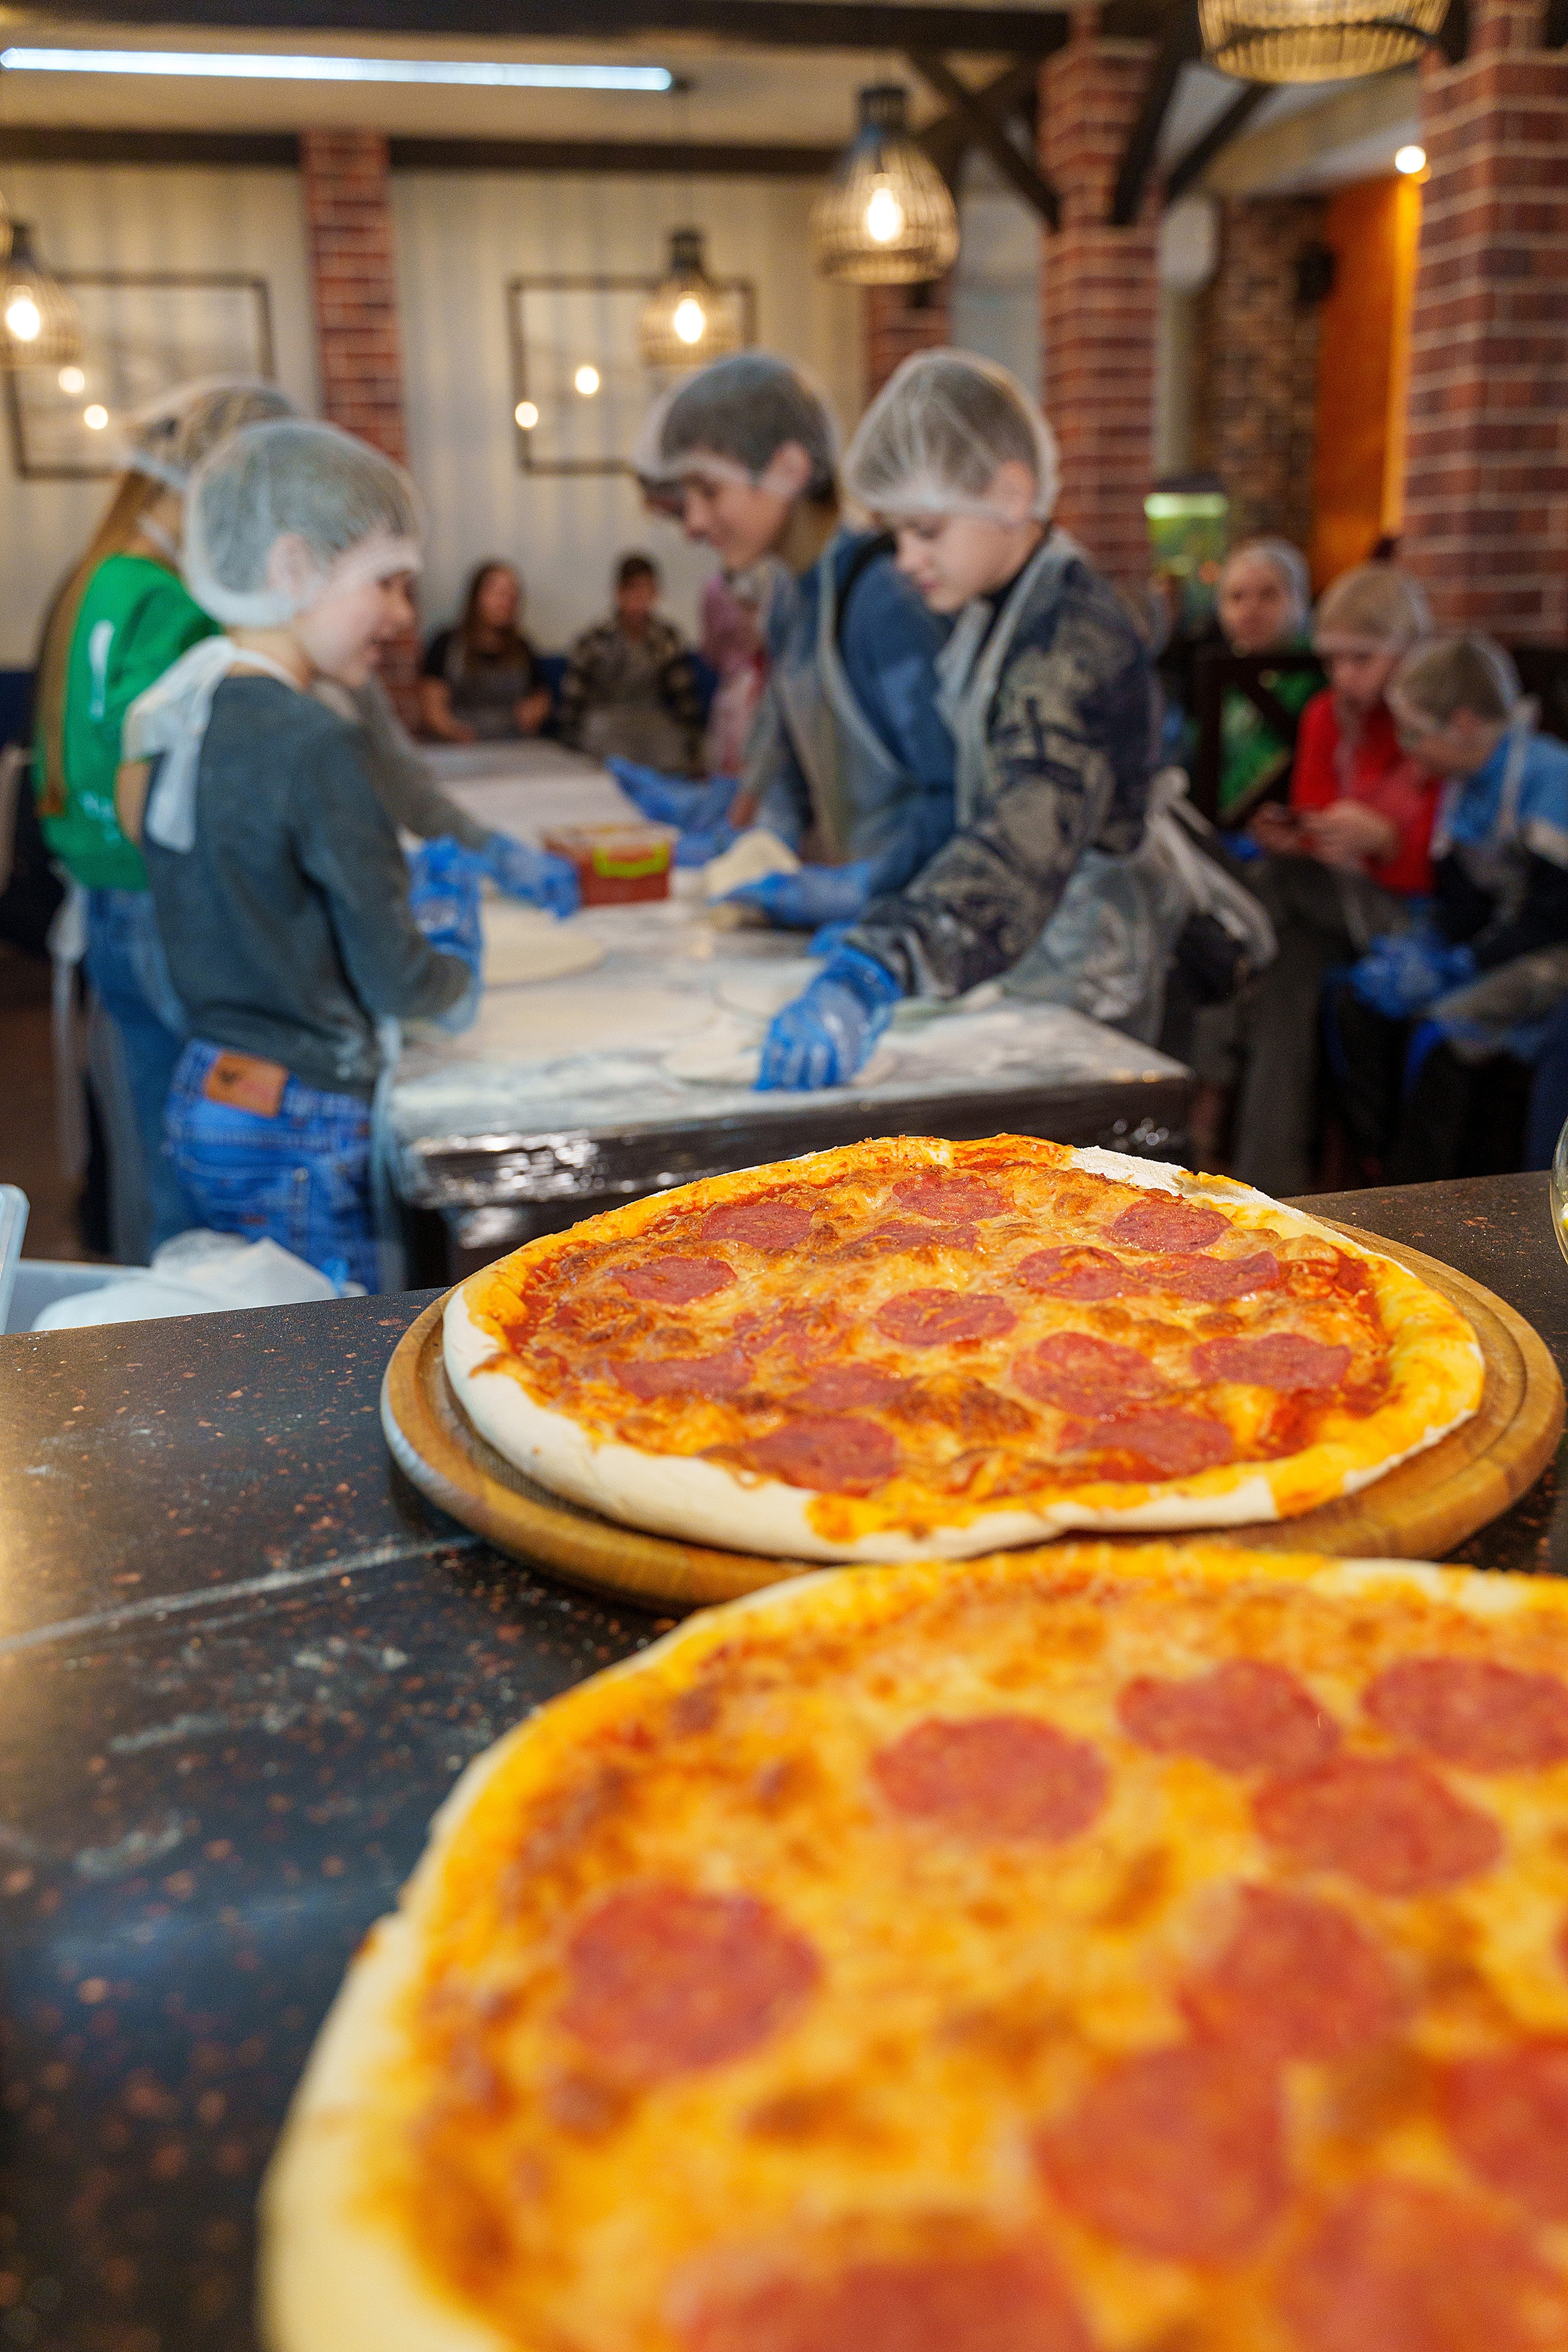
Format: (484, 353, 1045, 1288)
(1277, 2179, 1568, 2352)
(1119, 1661, 1340, 1776)
(1444, 2042, 1568, 2222)
(703, 1198, 816, 1251)
(1081, 1408, 1236, 1479)
(874, 1289, 1017, 1349)
(1108, 1195, 1228, 1252)
(675, 2241, 1097, 2352)
(1192, 1333, 1352, 1391)
(1012, 1331, 1164, 1418)
(1144, 1251, 1281, 1301)
(890, 1175, 1006, 1224)
(614, 1346, 750, 1400)
(1181, 1886, 1404, 2061)
(744, 1414, 899, 1494)
(1038, 2043, 1287, 2263)
(873, 1714, 1108, 1844)
(559, 1885, 820, 2082)
(793, 1365, 905, 1411)
(616, 1256, 736, 1304)
(1365, 1657, 1568, 1774)
(1017, 1246, 1140, 1301)
(1254, 1756, 1503, 1896)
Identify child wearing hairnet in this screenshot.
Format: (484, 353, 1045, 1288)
(120, 421, 484, 1291)
(758, 351, 1157, 1091)
(611, 350, 955, 934)
(33, 377, 297, 1257)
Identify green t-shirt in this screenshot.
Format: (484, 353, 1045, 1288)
(36, 550, 218, 891)
(1216, 644, 1322, 819)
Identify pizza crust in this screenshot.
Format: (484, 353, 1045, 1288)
(259, 1540, 1553, 2352)
(444, 1140, 1484, 1563)
(481, 903, 605, 988)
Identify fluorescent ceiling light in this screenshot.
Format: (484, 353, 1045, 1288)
(0, 47, 673, 91)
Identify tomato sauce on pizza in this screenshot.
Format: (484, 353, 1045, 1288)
(444, 1138, 1483, 1559)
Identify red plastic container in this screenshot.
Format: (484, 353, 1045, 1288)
(540, 824, 675, 906)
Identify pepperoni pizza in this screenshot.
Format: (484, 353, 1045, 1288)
(444, 1136, 1482, 1560)
(262, 1540, 1568, 2352)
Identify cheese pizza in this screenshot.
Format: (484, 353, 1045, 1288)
(444, 1136, 1482, 1561)
(262, 1540, 1568, 2352)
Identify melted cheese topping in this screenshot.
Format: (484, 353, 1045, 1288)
(264, 1545, 1568, 2352)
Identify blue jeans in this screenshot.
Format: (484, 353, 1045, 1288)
(83, 888, 193, 1256)
(165, 1041, 378, 1292)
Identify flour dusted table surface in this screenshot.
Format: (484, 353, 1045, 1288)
(393, 746, 1193, 1281)
(2, 1172, 1566, 2351)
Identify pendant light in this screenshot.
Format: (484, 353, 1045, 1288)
(0, 222, 83, 369)
(811, 84, 959, 287)
(1198, 0, 1444, 79)
(638, 228, 742, 370)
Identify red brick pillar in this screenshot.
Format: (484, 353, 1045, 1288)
(1039, 11, 1159, 590)
(1399, 0, 1568, 640)
(297, 130, 420, 718)
(865, 278, 954, 400)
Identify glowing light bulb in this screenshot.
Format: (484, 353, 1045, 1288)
(58, 364, 85, 393)
(5, 293, 42, 342)
(672, 295, 707, 346)
(864, 182, 905, 245)
(1395, 143, 1426, 175)
(574, 363, 600, 397)
(514, 399, 539, 428)
(83, 403, 108, 430)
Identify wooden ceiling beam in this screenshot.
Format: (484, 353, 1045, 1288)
(1108, 0, 1202, 224)
(0, 123, 842, 170)
(908, 50, 1059, 224)
(1161, 79, 1267, 201)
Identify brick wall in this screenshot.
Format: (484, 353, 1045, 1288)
(1193, 196, 1326, 552)
(1039, 15, 1159, 589)
(865, 277, 953, 400)
(1398, 0, 1568, 640)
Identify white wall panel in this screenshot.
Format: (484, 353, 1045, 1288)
(391, 170, 865, 647)
(0, 164, 318, 664)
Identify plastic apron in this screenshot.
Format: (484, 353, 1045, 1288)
(767, 545, 918, 867)
(934, 529, 1083, 828)
(1426, 717, 1568, 1063)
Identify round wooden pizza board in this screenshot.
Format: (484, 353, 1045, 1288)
(381, 1220, 1565, 1610)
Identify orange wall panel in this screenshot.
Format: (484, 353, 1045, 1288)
(1309, 177, 1410, 590)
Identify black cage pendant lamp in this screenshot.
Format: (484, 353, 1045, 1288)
(1199, 0, 1446, 77)
(811, 84, 959, 287)
(639, 227, 742, 370)
(0, 221, 83, 371)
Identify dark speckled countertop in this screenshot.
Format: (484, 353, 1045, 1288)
(1, 1172, 1565, 2351)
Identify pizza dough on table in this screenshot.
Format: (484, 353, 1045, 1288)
(663, 1014, 897, 1089)
(445, 1134, 1483, 1563)
(481, 903, 605, 987)
(453, 979, 714, 1062)
(699, 828, 800, 901)
(261, 1538, 1568, 2352)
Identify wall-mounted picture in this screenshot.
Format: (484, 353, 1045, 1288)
(507, 274, 755, 477)
(5, 272, 275, 481)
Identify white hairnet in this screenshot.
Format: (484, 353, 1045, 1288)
(1222, 536, 1311, 634)
(183, 419, 423, 628)
(634, 352, 840, 499)
(118, 377, 298, 492)
(843, 350, 1060, 524)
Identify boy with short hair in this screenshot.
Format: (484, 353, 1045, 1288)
(555, 552, 705, 774)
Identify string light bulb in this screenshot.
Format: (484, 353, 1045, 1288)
(811, 85, 958, 287)
(638, 228, 742, 370)
(0, 222, 82, 370)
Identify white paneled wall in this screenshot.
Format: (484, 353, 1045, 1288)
(392, 171, 865, 646)
(951, 158, 1043, 404)
(0, 164, 320, 663)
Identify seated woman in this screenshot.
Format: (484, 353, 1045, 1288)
(419, 560, 550, 743)
(613, 350, 955, 934)
(1210, 537, 1321, 823)
(756, 350, 1156, 1090)
(1334, 634, 1568, 1183)
(1228, 562, 1436, 1195)
(555, 554, 704, 773)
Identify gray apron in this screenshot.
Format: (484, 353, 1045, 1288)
(768, 545, 914, 866)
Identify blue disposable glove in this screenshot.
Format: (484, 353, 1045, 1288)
(756, 946, 901, 1091)
(606, 758, 738, 833)
(408, 837, 483, 1030)
(480, 829, 580, 918)
(1349, 932, 1477, 1021)
(723, 859, 875, 932)
(673, 822, 739, 869)
(809, 921, 856, 959)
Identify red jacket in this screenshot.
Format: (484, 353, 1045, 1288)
(1289, 691, 1438, 898)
